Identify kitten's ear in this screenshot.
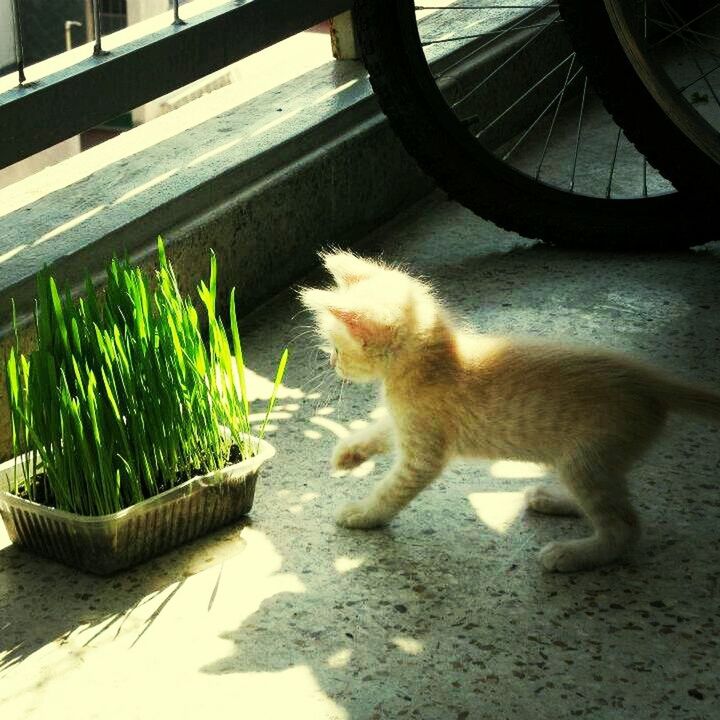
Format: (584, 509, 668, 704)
(320, 250, 380, 288)
(299, 288, 337, 312)
(327, 307, 393, 346)
(299, 287, 392, 345)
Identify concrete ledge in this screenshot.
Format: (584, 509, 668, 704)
(0, 56, 433, 458)
(0, 6, 571, 458)
(0, 58, 432, 332)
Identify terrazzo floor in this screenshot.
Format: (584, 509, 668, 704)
(1, 193, 719, 719)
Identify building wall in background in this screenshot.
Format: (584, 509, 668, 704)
(127, 0, 167, 25)
(20, 0, 85, 64)
(0, 0, 16, 75)
(0, 137, 82, 189)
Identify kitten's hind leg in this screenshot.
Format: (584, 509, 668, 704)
(525, 484, 583, 517)
(539, 458, 639, 572)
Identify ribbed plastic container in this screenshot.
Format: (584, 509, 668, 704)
(0, 437, 275, 575)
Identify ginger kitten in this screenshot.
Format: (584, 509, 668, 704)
(301, 251, 720, 572)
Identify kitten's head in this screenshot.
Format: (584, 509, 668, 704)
(300, 251, 442, 383)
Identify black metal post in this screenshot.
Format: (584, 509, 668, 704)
(173, 0, 185, 26)
(11, 0, 26, 84)
(92, 0, 107, 56)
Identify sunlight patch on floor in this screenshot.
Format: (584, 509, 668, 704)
(244, 367, 304, 402)
(490, 460, 546, 479)
(350, 460, 375, 478)
(113, 168, 179, 204)
(0, 527, 317, 717)
(250, 108, 303, 137)
(334, 556, 365, 574)
(392, 637, 424, 655)
(259, 423, 278, 434)
(0, 244, 27, 264)
(282, 492, 321, 515)
(248, 411, 293, 422)
(468, 491, 527, 533)
(187, 138, 242, 167)
(326, 648, 353, 668)
(314, 78, 359, 104)
(33, 204, 106, 244)
(310, 416, 350, 438)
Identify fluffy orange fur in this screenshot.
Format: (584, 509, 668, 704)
(301, 251, 720, 572)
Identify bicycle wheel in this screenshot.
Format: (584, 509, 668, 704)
(559, 0, 720, 198)
(353, 0, 712, 249)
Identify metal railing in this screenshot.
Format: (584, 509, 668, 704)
(0, 0, 353, 170)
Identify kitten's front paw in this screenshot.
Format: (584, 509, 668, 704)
(336, 500, 390, 529)
(539, 540, 605, 573)
(332, 441, 370, 471)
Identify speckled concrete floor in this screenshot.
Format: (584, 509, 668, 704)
(1, 194, 719, 720)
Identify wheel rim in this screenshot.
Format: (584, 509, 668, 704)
(602, 0, 720, 165)
(409, 1, 675, 198)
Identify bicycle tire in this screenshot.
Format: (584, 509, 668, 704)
(558, 0, 720, 200)
(353, 0, 712, 250)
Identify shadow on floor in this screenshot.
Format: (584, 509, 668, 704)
(0, 518, 254, 673)
(2, 213, 719, 718)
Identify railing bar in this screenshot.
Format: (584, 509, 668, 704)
(11, 0, 26, 84)
(0, 0, 354, 170)
(416, 5, 559, 8)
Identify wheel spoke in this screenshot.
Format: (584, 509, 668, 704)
(606, 128, 622, 199)
(503, 63, 584, 161)
(535, 54, 577, 179)
(649, 17, 720, 53)
(656, 0, 720, 112)
(421, 20, 561, 45)
(476, 53, 575, 137)
(570, 76, 588, 192)
(416, 4, 558, 9)
(678, 62, 720, 93)
(648, 2, 720, 49)
(428, 3, 552, 77)
(406, 0, 676, 200)
(448, 14, 558, 109)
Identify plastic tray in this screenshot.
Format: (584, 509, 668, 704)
(0, 437, 275, 575)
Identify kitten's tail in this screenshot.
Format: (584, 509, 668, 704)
(655, 375, 720, 423)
